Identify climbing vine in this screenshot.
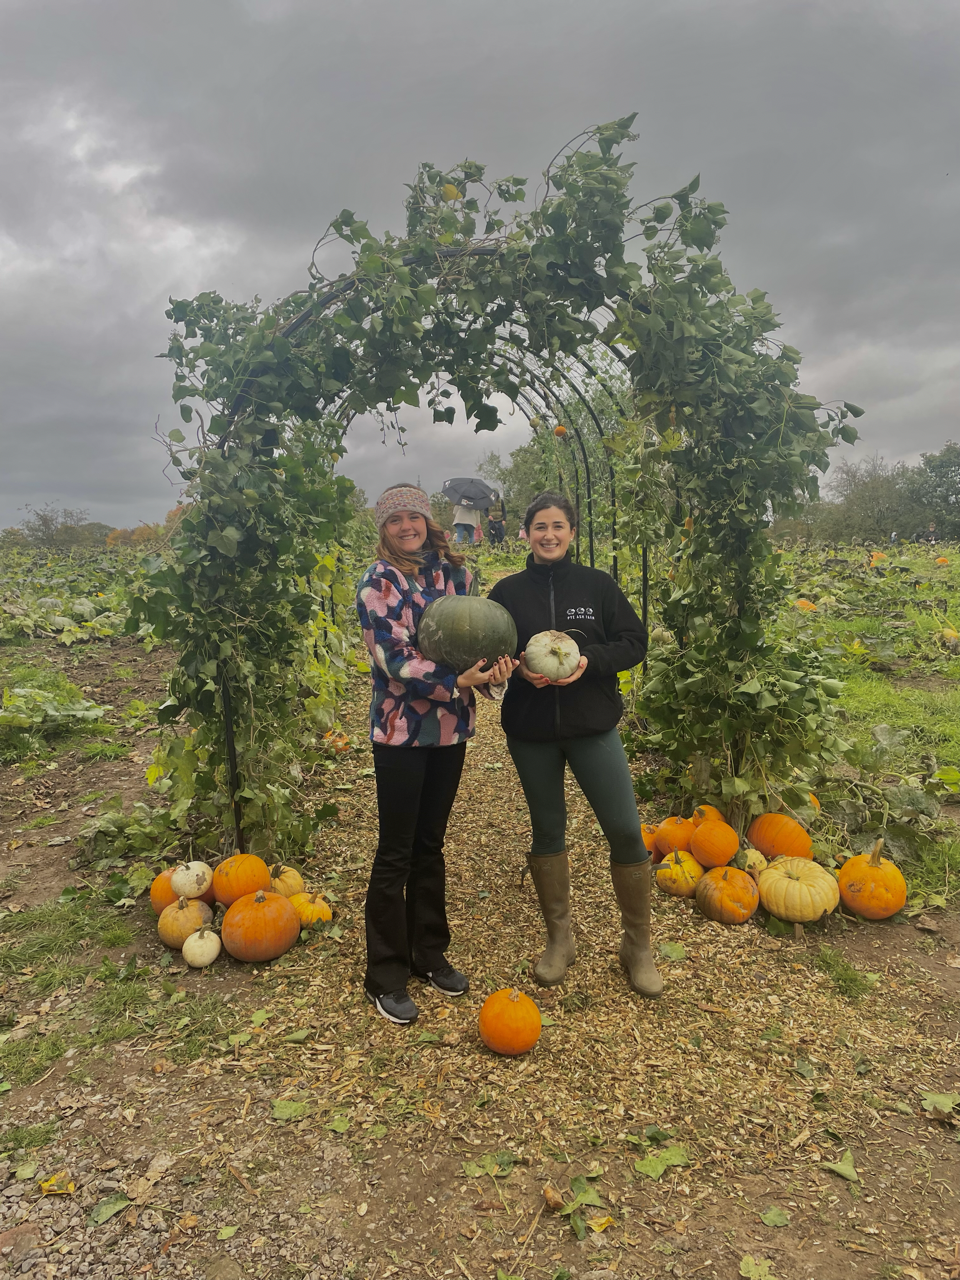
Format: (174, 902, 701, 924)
(133, 113, 858, 854)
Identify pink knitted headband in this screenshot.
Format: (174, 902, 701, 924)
(374, 484, 433, 530)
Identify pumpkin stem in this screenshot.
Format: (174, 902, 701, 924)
(254, 890, 267, 903)
(309, 892, 319, 904)
(177, 896, 188, 909)
(508, 989, 520, 1003)
(868, 837, 885, 868)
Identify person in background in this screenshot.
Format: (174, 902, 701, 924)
(487, 493, 506, 546)
(488, 491, 661, 999)
(452, 501, 480, 543)
(356, 484, 515, 1025)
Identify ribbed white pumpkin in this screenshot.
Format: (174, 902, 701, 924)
(181, 924, 221, 968)
(524, 630, 580, 681)
(170, 860, 214, 899)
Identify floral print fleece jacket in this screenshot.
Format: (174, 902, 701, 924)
(356, 550, 487, 747)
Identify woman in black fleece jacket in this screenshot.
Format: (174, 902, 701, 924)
(488, 492, 662, 998)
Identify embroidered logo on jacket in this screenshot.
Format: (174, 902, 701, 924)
(566, 607, 595, 620)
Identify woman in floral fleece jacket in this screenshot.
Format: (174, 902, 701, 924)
(356, 485, 515, 1025)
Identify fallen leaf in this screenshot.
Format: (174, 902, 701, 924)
(920, 1091, 960, 1117)
(586, 1214, 614, 1232)
(914, 915, 941, 933)
(250, 1008, 271, 1026)
(543, 1185, 564, 1211)
(659, 941, 687, 961)
(178, 1213, 199, 1230)
(282, 1029, 311, 1043)
(739, 1257, 777, 1279)
(944, 953, 960, 968)
(88, 1193, 131, 1225)
(357, 1202, 368, 1216)
(39, 1169, 74, 1195)
(633, 1144, 689, 1181)
(760, 1206, 790, 1227)
(821, 1149, 859, 1182)
(271, 1099, 309, 1121)
(14, 1160, 38, 1181)
(327, 1116, 350, 1133)
(216, 1224, 239, 1240)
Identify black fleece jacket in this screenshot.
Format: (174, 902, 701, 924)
(487, 553, 647, 742)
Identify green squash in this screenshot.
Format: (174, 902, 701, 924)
(417, 595, 518, 673)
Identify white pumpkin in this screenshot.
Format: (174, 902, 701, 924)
(170, 860, 214, 899)
(524, 630, 581, 682)
(181, 925, 222, 968)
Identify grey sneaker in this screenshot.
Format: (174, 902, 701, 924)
(412, 964, 469, 996)
(365, 989, 419, 1025)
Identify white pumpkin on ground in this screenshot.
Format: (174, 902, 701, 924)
(181, 925, 222, 968)
(170, 861, 214, 899)
(524, 630, 581, 682)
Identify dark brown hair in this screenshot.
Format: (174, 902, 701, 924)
(523, 491, 577, 533)
(377, 516, 466, 578)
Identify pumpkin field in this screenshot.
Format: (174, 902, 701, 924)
(0, 536, 958, 1280)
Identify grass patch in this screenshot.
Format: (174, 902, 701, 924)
(903, 838, 960, 903)
(0, 1032, 67, 1086)
(0, 901, 134, 981)
(21, 814, 61, 830)
(0, 1120, 59, 1154)
(81, 741, 129, 761)
(76, 791, 105, 805)
(814, 945, 876, 1000)
(839, 665, 960, 765)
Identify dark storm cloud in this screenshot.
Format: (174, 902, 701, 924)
(1, 0, 958, 527)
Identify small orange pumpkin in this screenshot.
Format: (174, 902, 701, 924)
(655, 849, 704, 898)
(151, 867, 216, 915)
(692, 804, 725, 827)
(323, 730, 351, 754)
(808, 792, 821, 813)
(288, 890, 333, 926)
(221, 890, 301, 963)
(695, 867, 759, 925)
(478, 988, 542, 1056)
(747, 813, 812, 861)
(690, 820, 739, 869)
(212, 853, 272, 907)
(553, 424, 568, 438)
(158, 896, 213, 949)
(270, 863, 305, 898)
(936, 556, 949, 566)
(654, 815, 696, 858)
(837, 838, 907, 920)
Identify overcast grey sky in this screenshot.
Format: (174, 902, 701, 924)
(1, 0, 958, 529)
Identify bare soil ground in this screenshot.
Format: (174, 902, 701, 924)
(0, 638, 958, 1280)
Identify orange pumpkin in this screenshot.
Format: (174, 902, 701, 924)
(936, 556, 949, 566)
(690, 820, 739, 869)
(151, 867, 215, 915)
(692, 804, 725, 827)
(478, 988, 542, 1056)
(270, 863, 305, 898)
(808, 792, 821, 813)
(553, 424, 568, 438)
(837, 838, 907, 920)
(695, 867, 759, 925)
(655, 849, 704, 898)
(212, 853, 272, 907)
(221, 890, 301, 963)
(747, 813, 812, 861)
(288, 890, 333, 926)
(654, 816, 696, 858)
(158, 896, 213, 949)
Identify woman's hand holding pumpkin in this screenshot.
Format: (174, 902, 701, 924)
(551, 655, 588, 686)
(456, 655, 518, 690)
(518, 651, 550, 687)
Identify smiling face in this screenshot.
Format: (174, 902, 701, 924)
(384, 510, 428, 555)
(528, 506, 575, 564)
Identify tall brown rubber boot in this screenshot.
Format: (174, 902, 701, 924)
(610, 860, 663, 998)
(526, 852, 576, 986)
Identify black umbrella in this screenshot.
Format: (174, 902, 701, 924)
(441, 477, 498, 508)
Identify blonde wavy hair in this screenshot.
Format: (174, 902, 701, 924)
(377, 515, 466, 578)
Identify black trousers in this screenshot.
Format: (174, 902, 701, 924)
(364, 741, 467, 995)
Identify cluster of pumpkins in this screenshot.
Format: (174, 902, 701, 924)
(647, 804, 908, 926)
(149, 854, 332, 967)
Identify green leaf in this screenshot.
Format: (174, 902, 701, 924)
(15, 1160, 38, 1181)
(250, 1009, 271, 1026)
(217, 1225, 239, 1240)
(920, 1091, 960, 1116)
(842, 402, 865, 418)
(271, 1099, 308, 1121)
(821, 1149, 858, 1182)
(283, 1029, 312, 1043)
(88, 1193, 131, 1226)
(560, 1174, 605, 1214)
(739, 1258, 777, 1279)
(759, 1206, 790, 1227)
(659, 941, 687, 961)
(633, 1144, 689, 1180)
(327, 1115, 350, 1132)
(167, 428, 185, 444)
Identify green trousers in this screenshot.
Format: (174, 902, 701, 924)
(506, 728, 648, 865)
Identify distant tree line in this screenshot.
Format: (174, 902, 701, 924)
(0, 502, 185, 552)
(773, 441, 960, 545)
